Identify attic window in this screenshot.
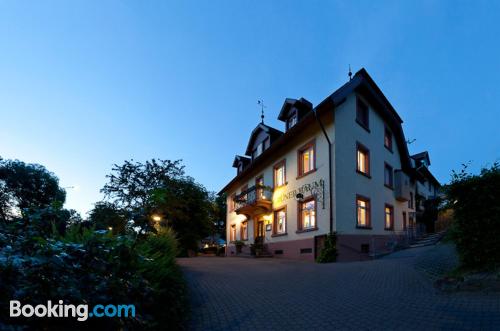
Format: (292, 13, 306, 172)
(287, 112, 298, 130)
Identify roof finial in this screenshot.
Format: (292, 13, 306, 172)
(348, 64, 352, 81)
(257, 99, 266, 124)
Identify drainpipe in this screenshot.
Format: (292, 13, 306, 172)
(313, 108, 334, 234)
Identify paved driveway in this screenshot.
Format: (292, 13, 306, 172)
(178, 244, 500, 330)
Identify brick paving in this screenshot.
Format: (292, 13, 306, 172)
(178, 244, 500, 330)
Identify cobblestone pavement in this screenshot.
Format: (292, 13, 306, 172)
(178, 244, 500, 330)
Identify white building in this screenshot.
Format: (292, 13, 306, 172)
(220, 69, 440, 261)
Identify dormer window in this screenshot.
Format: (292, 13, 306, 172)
(287, 112, 298, 130)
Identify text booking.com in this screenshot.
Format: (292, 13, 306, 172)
(10, 300, 135, 321)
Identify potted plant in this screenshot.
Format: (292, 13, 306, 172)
(234, 240, 244, 254)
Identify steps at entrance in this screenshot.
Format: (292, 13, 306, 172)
(409, 230, 447, 248)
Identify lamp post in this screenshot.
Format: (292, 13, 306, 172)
(151, 214, 162, 231)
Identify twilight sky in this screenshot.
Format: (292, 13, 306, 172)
(0, 1, 499, 215)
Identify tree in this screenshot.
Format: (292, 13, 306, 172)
(209, 193, 227, 240)
(88, 201, 128, 234)
(101, 159, 212, 253)
(0, 159, 66, 220)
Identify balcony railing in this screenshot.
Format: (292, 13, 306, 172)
(234, 185, 273, 214)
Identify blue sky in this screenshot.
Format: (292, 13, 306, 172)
(0, 1, 499, 215)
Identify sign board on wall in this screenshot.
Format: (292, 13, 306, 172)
(274, 179, 325, 209)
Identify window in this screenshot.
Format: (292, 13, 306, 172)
(287, 113, 298, 130)
(299, 198, 316, 230)
(273, 208, 287, 234)
(230, 193, 236, 212)
(356, 97, 369, 130)
(384, 204, 394, 230)
(273, 160, 286, 187)
(384, 163, 394, 188)
(240, 221, 248, 240)
(230, 224, 236, 242)
(256, 176, 264, 199)
(356, 195, 371, 228)
(356, 142, 370, 176)
(298, 140, 315, 177)
(384, 127, 393, 151)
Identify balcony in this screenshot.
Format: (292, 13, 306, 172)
(234, 185, 273, 217)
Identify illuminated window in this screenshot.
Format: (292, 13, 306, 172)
(274, 208, 287, 234)
(298, 141, 315, 176)
(384, 163, 393, 188)
(241, 221, 248, 240)
(256, 176, 264, 199)
(356, 195, 371, 228)
(356, 98, 369, 130)
(356, 143, 370, 176)
(299, 198, 316, 230)
(384, 204, 394, 230)
(230, 224, 236, 242)
(274, 160, 286, 187)
(384, 127, 393, 151)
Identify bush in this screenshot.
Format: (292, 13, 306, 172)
(0, 219, 188, 330)
(316, 232, 338, 263)
(446, 163, 500, 270)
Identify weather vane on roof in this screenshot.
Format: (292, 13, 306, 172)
(348, 64, 352, 81)
(257, 99, 266, 124)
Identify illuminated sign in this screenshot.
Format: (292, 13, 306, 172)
(273, 179, 325, 208)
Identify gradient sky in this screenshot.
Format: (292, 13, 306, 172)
(0, 1, 499, 215)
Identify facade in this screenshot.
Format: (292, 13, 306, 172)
(220, 69, 440, 262)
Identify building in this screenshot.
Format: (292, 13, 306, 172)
(219, 68, 440, 262)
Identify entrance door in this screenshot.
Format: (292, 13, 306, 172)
(256, 220, 265, 239)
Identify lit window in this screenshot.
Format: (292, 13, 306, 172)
(384, 128, 393, 151)
(230, 224, 236, 242)
(356, 196, 370, 228)
(274, 209, 286, 234)
(384, 163, 393, 188)
(384, 205, 394, 230)
(274, 161, 286, 187)
(298, 142, 315, 176)
(356, 143, 370, 176)
(241, 221, 248, 240)
(300, 199, 316, 230)
(356, 98, 369, 130)
(256, 176, 264, 199)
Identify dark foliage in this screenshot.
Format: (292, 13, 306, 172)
(0, 159, 66, 220)
(100, 159, 212, 253)
(0, 220, 188, 330)
(316, 232, 338, 263)
(446, 163, 500, 270)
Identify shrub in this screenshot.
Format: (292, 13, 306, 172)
(446, 163, 500, 270)
(316, 232, 338, 263)
(0, 219, 188, 330)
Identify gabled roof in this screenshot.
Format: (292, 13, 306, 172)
(315, 68, 412, 171)
(220, 68, 414, 194)
(244, 123, 283, 156)
(411, 151, 431, 166)
(232, 155, 251, 168)
(277, 97, 313, 121)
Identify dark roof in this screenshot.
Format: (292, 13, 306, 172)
(411, 151, 431, 166)
(232, 155, 251, 168)
(220, 68, 413, 194)
(244, 123, 283, 156)
(277, 97, 313, 121)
